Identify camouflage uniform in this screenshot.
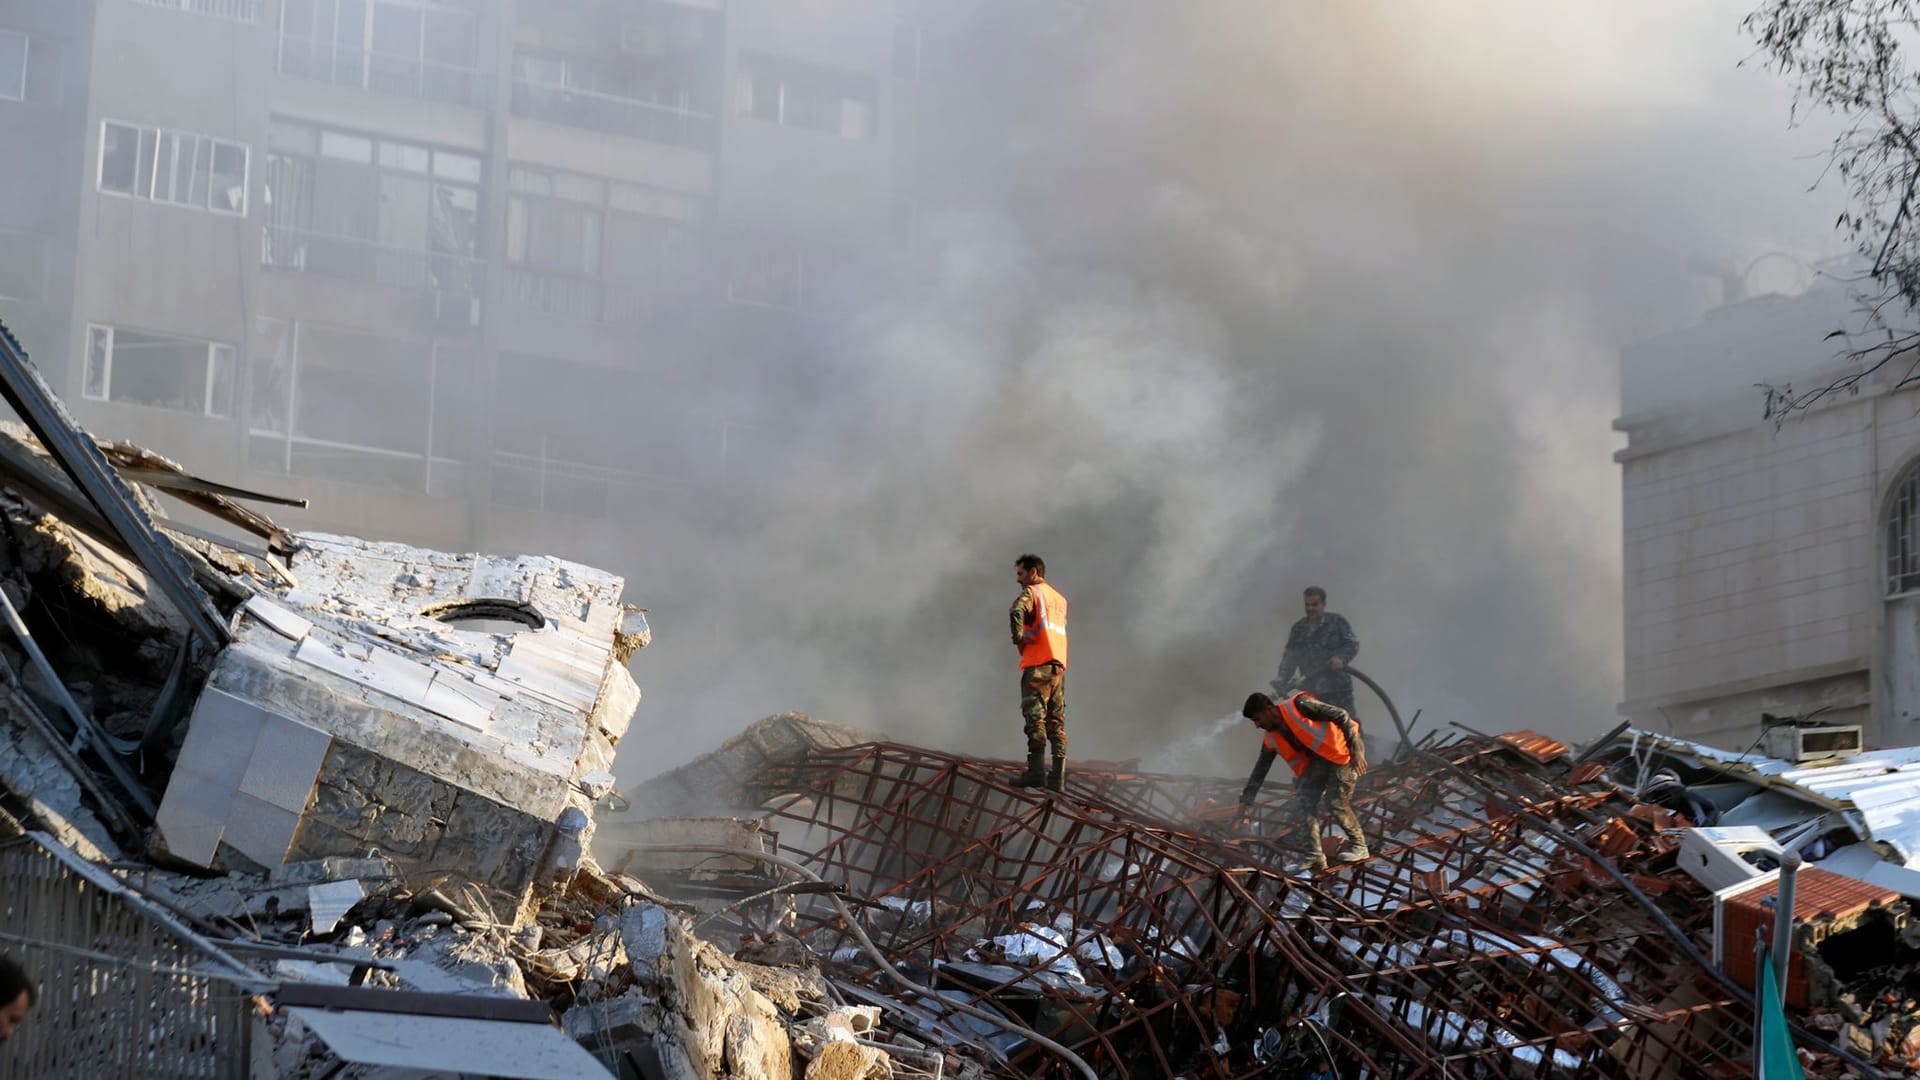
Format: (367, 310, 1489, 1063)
(1277, 611, 1360, 715)
(1239, 695, 1365, 860)
(1010, 589, 1066, 757)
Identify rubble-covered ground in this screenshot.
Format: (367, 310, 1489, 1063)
(4, 321, 1920, 1078)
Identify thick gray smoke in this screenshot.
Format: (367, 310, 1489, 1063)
(621, 1, 1845, 779)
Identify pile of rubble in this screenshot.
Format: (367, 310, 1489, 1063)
(593, 718, 1920, 1079)
(6, 307, 1920, 1078)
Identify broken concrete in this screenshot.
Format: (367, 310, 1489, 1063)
(152, 533, 650, 920)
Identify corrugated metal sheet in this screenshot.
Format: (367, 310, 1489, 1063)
(1495, 730, 1570, 763)
(1626, 731, 1920, 868)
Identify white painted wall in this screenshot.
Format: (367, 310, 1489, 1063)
(1618, 284, 1920, 750)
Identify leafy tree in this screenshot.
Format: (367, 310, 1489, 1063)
(1747, 0, 1920, 418)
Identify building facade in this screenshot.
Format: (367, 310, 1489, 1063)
(0, 0, 918, 571)
(1617, 278, 1920, 751)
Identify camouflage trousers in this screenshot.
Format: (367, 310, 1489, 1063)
(1292, 758, 1363, 850)
(1020, 662, 1066, 756)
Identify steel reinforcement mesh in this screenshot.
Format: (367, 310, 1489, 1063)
(736, 734, 1771, 1079)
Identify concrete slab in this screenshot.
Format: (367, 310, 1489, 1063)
(239, 715, 331, 815)
(223, 793, 301, 867)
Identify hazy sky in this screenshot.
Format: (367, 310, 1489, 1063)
(619, 0, 1848, 782)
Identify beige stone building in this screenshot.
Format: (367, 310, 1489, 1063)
(1617, 277, 1920, 751)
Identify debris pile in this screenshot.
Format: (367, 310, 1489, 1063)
(598, 723, 1920, 1078)
(5, 310, 1920, 1077)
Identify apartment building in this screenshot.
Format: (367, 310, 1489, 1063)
(0, 0, 918, 568)
(1616, 276, 1920, 751)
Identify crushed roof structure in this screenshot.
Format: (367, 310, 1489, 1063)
(610, 723, 1920, 1079)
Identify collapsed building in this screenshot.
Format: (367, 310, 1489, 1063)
(3, 303, 1920, 1078)
(604, 716, 1920, 1079)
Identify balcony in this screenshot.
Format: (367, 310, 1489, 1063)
(128, 0, 257, 21)
(261, 225, 485, 296)
(276, 37, 493, 111)
(503, 266, 658, 332)
(491, 449, 690, 518)
(509, 80, 712, 151)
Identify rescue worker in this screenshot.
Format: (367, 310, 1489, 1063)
(1009, 553, 1068, 791)
(1237, 690, 1370, 870)
(1275, 587, 1360, 716)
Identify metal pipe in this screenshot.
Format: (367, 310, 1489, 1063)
(1774, 851, 1803, 992)
(1342, 665, 1411, 754)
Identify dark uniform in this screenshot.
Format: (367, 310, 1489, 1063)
(1239, 694, 1367, 866)
(1277, 611, 1360, 714)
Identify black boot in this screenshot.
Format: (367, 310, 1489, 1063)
(1011, 749, 1046, 787)
(1045, 753, 1066, 792)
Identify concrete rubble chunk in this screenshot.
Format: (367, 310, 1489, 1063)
(620, 900, 670, 966)
(803, 1040, 893, 1080)
(403, 933, 531, 1000)
(306, 879, 365, 934)
(148, 531, 646, 923)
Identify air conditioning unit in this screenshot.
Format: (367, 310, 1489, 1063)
(430, 290, 481, 334)
(1672, 826, 1783, 893)
(1761, 723, 1864, 763)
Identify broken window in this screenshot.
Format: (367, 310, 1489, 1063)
(727, 247, 804, 311)
(246, 319, 441, 489)
(279, 0, 482, 107)
(98, 122, 249, 215)
(261, 118, 480, 290)
(504, 165, 696, 325)
(734, 53, 876, 141)
(82, 325, 235, 418)
(0, 29, 25, 102)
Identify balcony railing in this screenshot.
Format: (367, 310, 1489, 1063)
(509, 79, 713, 150)
(492, 448, 692, 517)
(276, 37, 493, 110)
(502, 265, 665, 331)
(261, 225, 485, 295)
(128, 0, 257, 21)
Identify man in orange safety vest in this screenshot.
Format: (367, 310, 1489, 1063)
(1237, 690, 1370, 870)
(1009, 553, 1068, 791)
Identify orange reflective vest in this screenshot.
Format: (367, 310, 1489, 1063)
(1018, 582, 1069, 670)
(1262, 691, 1353, 776)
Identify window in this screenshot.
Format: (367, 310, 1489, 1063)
(491, 352, 709, 515)
(278, 0, 482, 107)
(509, 46, 714, 148)
(0, 30, 25, 102)
(504, 164, 698, 324)
(248, 319, 461, 491)
(261, 118, 481, 291)
(1890, 462, 1920, 596)
(735, 54, 876, 141)
(99, 122, 249, 215)
(83, 326, 235, 417)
